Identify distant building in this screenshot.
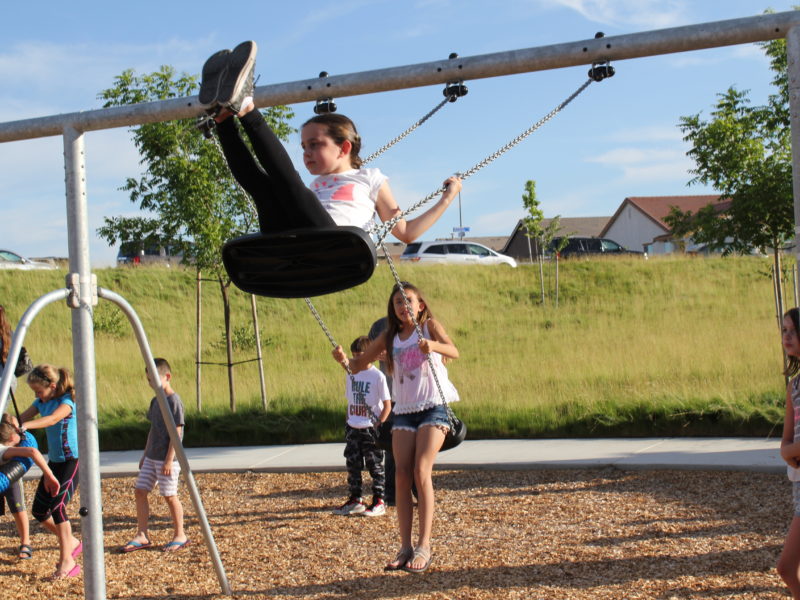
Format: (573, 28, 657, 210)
(599, 195, 727, 255)
(501, 217, 611, 261)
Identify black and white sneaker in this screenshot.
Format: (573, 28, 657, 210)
(217, 40, 257, 114)
(199, 48, 231, 109)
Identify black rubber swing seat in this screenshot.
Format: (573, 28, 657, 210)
(222, 226, 377, 298)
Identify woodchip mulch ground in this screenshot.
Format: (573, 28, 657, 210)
(0, 467, 792, 599)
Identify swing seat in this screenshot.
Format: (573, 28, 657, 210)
(222, 226, 377, 298)
(0, 431, 36, 494)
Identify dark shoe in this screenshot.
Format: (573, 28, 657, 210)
(199, 49, 231, 108)
(218, 40, 257, 114)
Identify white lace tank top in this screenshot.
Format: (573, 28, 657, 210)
(391, 322, 459, 415)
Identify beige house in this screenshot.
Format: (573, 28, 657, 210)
(599, 195, 727, 254)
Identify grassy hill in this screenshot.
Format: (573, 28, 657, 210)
(0, 254, 787, 450)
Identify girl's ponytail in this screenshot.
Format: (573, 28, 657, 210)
(55, 367, 75, 400)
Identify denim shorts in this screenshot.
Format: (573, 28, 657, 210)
(393, 404, 451, 433)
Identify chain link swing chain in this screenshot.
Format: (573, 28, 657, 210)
(369, 77, 594, 245)
(307, 77, 597, 422)
(362, 96, 453, 165)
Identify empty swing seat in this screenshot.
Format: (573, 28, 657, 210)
(222, 226, 377, 298)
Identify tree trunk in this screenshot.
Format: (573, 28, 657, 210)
(773, 245, 788, 387)
(774, 248, 785, 332)
(219, 276, 236, 412)
(555, 255, 560, 308)
(251, 294, 268, 410)
(195, 269, 202, 411)
(538, 254, 545, 304)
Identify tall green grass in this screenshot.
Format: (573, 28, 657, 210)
(0, 254, 786, 448)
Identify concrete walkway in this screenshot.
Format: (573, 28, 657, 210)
(25, 437, 785, 479)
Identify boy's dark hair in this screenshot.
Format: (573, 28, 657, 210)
(350, 336, 370, 354)
(154, 358, 171, 377)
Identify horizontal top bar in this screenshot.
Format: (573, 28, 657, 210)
(0, 10, 798, 143)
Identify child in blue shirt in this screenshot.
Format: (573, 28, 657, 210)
(20, 364, 81, 579)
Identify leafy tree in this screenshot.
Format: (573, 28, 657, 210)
(97, 66, 295, 411)
(521, 180, 564, 304)
(666, 34, 792, 331)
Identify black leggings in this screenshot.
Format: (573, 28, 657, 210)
(216, 110, 336, 233)
(32, 458, 78, 525)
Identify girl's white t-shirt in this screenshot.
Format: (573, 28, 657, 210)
(310, 168, 387, 231)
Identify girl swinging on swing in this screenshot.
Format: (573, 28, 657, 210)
(199, 41, 461, 242)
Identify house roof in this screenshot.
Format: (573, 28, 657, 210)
(599, 195, 723, 237)
(501, 217, 611, 253)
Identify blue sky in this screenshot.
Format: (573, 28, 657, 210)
(0, 0, 796, 266)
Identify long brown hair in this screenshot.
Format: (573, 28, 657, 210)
(786, 308, 800, 378)
(0, 306, 10, 364)
(27, 364, 76, 400)
(383, 282, 434, 375)
(302, 113, 363, 168)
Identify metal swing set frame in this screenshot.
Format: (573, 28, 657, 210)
(0, 10, 799, 600)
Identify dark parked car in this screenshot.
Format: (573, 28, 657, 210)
(548, 237, 643, 258)
(116, 241, 184, 266)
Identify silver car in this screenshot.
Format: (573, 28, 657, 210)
(0, 249, 57, 270)
(400, 241, 517, 267)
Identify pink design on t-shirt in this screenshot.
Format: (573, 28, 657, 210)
(395, 345, 426, 374)
(331, 183, 356, 201)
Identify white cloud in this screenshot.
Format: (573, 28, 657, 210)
(587, 146, 682, 165)
(536, 0, 689, 29)
(606, 125, 683, 143)
(616, 159, 692, 184)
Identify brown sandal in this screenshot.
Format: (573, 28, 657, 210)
(384, 547, 414, 571)
(403, 546, 432, 573)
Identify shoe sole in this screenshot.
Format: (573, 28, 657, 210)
(332, 506, 366, 515)
(199, 49, 231, 108)
(217, 41, 257, 107)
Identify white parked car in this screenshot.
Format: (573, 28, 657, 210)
(0, 249, 57, 270)
(400, 240, 517, 267)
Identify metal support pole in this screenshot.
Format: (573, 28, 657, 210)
(0, 12, 799, 142)
(788, 25, 800, 306)
(97, 288, 232, 596)
(0, 289, 70, 416)
(63, 125, 106, 600)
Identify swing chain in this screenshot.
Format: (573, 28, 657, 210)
(304, 297, 360, 389)
(370, 77, 595, 245)
(362, 96, 453, 165)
